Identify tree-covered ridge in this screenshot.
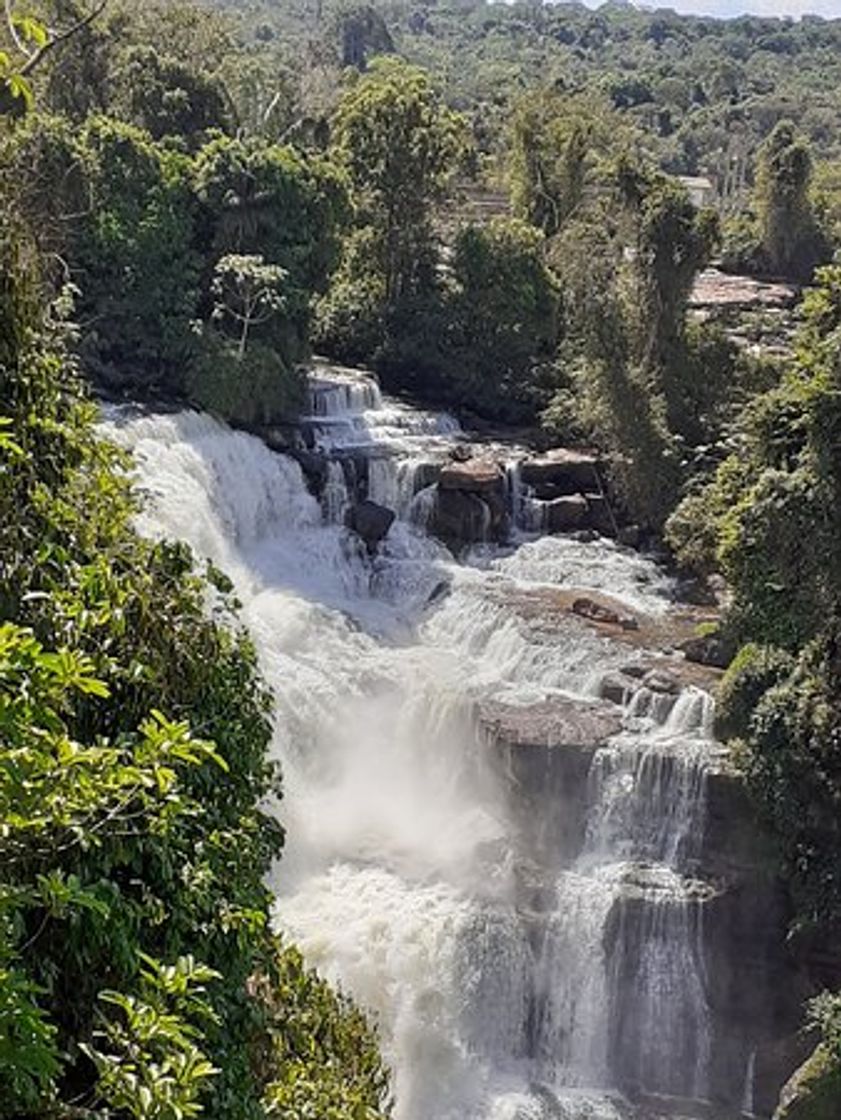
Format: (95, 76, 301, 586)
(0, 206, 390, 1119)
(201, 0, 841, 170)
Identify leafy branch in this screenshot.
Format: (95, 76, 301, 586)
(1, 1, 108, 109)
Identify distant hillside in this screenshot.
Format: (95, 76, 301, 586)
(201, 0, 841, 180)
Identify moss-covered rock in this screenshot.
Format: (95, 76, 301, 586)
(775, 1044, 841, 1120)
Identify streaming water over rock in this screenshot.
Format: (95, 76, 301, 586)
(104, 368, 795, 1120)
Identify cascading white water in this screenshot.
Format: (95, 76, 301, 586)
(322, 459, 351, 524)
(104, 372, 757, 1120)
(507, 462, 546, 534)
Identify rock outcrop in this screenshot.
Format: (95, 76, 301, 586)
(426, 457, 508, 551)
(542, 493, 589, 532)
(480, 695, 623, 866)
(345, 500, 395, 552)
(774, 1045, 841, 1120)
(439, 458, 505, 494)
(479, 686, 807, 1116)
(520, 448, 601, 493)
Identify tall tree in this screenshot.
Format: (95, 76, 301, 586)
(755, 120, 829, 282)
(509, 89, 633, 238)
(330, 57, 465, 303)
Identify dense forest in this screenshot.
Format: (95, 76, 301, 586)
(3, 0, 841, 1118)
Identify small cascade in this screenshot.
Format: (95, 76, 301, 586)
(584, 739, 708, 868)
(507, 461, 545, 534)
(742, 1049, 758, 1118)
(308, 370, 383, 416)
(528, 725, 715, 1104)
(606, 869, 712, 1102)
(533, 872, 616, 1086)
(367, 456, 400, 510)
(408, 484, 438, 532)
(322, 460, 350, 524)
(304, 368, 461, 455)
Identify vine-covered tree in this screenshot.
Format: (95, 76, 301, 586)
(755, 120, 830, 283)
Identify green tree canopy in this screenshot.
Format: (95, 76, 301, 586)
(330, 56, 466, 302)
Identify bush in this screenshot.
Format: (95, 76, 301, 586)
(188, 332, 306, 426)
(739, 636, 841, 930)
(715, 642, 796, 741)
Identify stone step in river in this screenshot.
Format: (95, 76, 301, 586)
(103, 366, 806, 1120)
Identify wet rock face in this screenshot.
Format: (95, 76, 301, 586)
(480, 686, 806, 1116)
(425, 487, 498, 553)
(480, 696, 624, 866)
(426, 458, 508, 551)
(345, 500, 395, 552)
(542, 494, 589, 533)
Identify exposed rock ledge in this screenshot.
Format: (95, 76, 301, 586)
(480, 695, 624, 753)
(479, 690, 808, 1117)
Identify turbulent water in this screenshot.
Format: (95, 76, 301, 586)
(105, 370, 754, 1120)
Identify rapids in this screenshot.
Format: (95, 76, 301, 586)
(104, 371, 759, 1120)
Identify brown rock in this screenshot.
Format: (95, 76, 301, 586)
(439, 458, 505, 494)
(480, 695, 623, 753)
(572, 596, 639, 631)
(520, 448, 601, 493)
(599, 673, 639, 706)
(641, 668, 681, 695)
(427, 488, 488, 550)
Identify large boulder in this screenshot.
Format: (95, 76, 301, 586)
(520, 448, 601, 494)
(439, 458, 505, 495)
(345, 500, 395, 552)
(679, 627, 736, 669)
(428, 459, 508, 549)
(542, 493, 589, 533)
(425, 488, 493, 553)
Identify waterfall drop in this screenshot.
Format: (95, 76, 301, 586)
(104, 368, 787, 1120)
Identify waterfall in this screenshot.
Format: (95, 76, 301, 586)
(507, 461, 545, 534)
(103, 368, 771, 1120)
(742, 1049, 758, 1117)
(322, 459, 351, 523)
